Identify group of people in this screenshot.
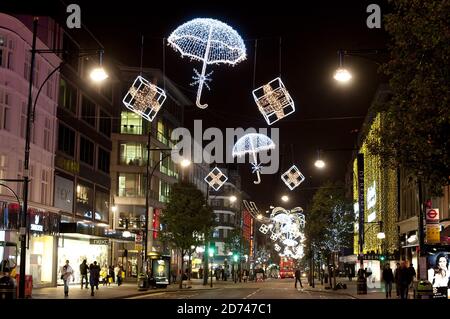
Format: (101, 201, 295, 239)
(60, 259, 125, 297)
(382, 261, 416, 299)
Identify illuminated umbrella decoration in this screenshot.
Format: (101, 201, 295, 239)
(232, 133, 275, 184)
(168, 18, 247, 109)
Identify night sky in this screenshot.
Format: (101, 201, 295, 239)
(2, 0, 389, 210)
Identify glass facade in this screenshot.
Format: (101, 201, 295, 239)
(118, 173, 145, 197)
(120, 112, 143, 135)
(159, 180, 171, 203)
(95, 189, 109, 222)
(76, 183, 94, 218)
(119, 142, 147, 166)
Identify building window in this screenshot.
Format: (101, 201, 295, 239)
(0, 154, 7, 194)
(120, 111, 142, 135)
(46, 69, 54, 99)
(57, 124, 75, 157)
(0, 92, 11, 131)
(58, 78, 77, 113)
(119, 142, 147, 166)
(94, 189, 109, 222)
(213, 229, 220, 238)
(99, 109, 111, 137)
(79, 136, 94, 166)
(43, 117, 52, 151)
(76, 182, 94, 218)
(118, 173, 144, 197)
(24, 51, 31, 81)
(159, 180, 171, 203)
(40, 169, 50, 205)
(0, 35, 13, 70)
(97, 147, 110, 173)
(81, 95, 96, 127)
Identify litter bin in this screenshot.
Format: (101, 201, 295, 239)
(356, 276, 367, 295)
(137, 274, 148, 291)
(0, 275, 15, 299)
(414, 280, 433, 299)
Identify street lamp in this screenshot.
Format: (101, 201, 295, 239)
(281, 195, 289, 202)
(180, 158, 191, 168)
(229, 195, 237, 203)
(333, 49, 382, 84)
(18, 17, 107, 299)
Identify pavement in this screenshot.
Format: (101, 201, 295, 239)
(30, 277, 412, 299)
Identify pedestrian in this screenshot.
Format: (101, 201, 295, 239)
(394, 262, 401, 297)
(108, 265, 115, 285)
(115, 264, 123, 286)
(60, 260, 74, 297)
(294, 268, 303, 289)
(382, 263, 394, 298)
(79, 259, 89, 289)
(398, 261, 409, 299)
(171, 269, 177, 283)
(100, 264, 108, 286)
(89, 261, 100, 296)
(407, 261, 416, 292)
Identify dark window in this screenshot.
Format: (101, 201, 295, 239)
(99, 109, 111, 136)
(81, 95, 96, 127)
(58, 78, 77, 113)
(57, 124, 75, 156)
(97, 147, 110, 173)
(79, 136, 94, 166)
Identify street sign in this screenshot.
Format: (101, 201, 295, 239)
(426, 224, 440, 244)
(89, 239, 109, 245)
(426, 208, 439, 223)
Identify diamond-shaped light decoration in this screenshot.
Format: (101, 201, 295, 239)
(123, 76, 167, 122)
(274, 244, 281, 252)
(252, 77, 295, 125)
(270, 233, 279, 241)
(204, 167, 228, 191)
(259, 224, 269, 234)
(281, 165, 305, 190)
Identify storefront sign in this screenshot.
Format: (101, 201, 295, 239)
(54, 176, 74, 213)
(426, 208, 439, 223)
(89, 239, 109, 245)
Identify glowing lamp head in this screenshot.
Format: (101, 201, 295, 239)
(281, 195, 289, 202)
(257, 214, 263, 220)
(180, 158, 191, 167)
(314, 159, 326, 169)
(90, 67, 108, 82)
(229, 195, 237, 203)
(333, 68, 352, 83)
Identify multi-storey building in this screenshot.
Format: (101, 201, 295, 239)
(110, 66, 190, 277)
(0, 14, 61, 287)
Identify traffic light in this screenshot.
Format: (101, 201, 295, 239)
(233, 253, 238, 262)
(380, 255, 385, 262)
(208, 242, 216, 257)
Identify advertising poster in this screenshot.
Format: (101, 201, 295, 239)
(427, 251, 450, 299)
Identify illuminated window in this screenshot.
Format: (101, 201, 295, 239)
(118, 173, 144, 197)
(119, 142, 147, 166)
(76, 183, 93, 217)
(120, 111, 142, 135)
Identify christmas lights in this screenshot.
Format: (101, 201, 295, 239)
(281, 165, 305, 190)
(204, 167, 228, 191)
(252, 77, 295, 125)
(232, 133, 275, 184)
(168, 18, 246, 109)
(122, 76, 166, 122)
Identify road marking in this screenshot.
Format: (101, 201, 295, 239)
(178, 293, 199, 299)
(127, 292, 166, 299)
(244, 288, 260, 299)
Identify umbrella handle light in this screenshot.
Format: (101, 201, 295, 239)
(253, 171, 261, 184)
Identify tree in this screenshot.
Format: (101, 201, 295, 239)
(367, 0, 450, 196)
(159, 181, 214, 288)
(303, 181, 354, 287)
(223, 226, 250, 282)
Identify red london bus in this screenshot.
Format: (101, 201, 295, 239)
(279, 257, 294, 279)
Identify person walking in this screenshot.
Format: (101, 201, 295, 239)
(108, 265, 115, 285)
(407, 260, 416, 297)
(382, 263, 394, 298)
(295, 268, 303, 289)
(79, 259, 89, 289)
(89, 261, 100, 296)
(60, 260, 74, 297)
(394, 262, 401, 298)
(398, 261, 410, 299)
